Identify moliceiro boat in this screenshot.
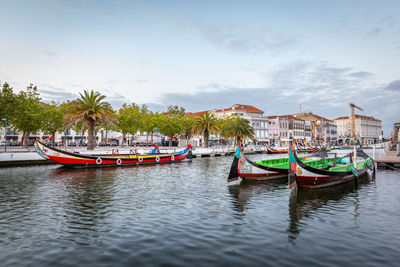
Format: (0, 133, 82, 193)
(265, 144, 317, 154)
(228, 146, 324, 182)
(288, 145, 375, 189)
(228, 147, 289, 182)
(35, 141, 192, 168)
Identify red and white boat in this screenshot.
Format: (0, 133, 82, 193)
(35, 141, 192, 168)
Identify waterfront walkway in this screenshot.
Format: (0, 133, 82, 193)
(0, 145, 267, 167)
(376, 150, 400, 168)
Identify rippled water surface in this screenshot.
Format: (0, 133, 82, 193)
(1, 152, 400, 266)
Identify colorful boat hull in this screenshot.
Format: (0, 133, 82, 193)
(35, 141, 192, 168)
(288, 145, 375, 189)
(266, 144, 317, 154)
(228, 147, 288, 182)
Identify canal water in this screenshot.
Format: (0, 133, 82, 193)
(0, 152, 399, 266)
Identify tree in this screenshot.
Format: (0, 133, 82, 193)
(0, 82, 17, 127)
(40, 103, 66, 146)
(158, 106, 185, 147)
(182, 115, 196, 144)
(221, 116, 255, 145)
(64, 90, 116, 150)
(116, 103, 142, 147)
(141, 107, 158, 144)
(166, 105, 185, 116)
(193, 112, 220, 148)
(13, 84, 44, 147)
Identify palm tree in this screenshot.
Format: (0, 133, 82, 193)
(193, 112, 220, 148)
(64, 90, 116, 150)
(221, 116, 255, 145)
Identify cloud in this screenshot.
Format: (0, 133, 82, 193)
(39, 84, 131, 109)
(133, 80, 148, 83)
(386, 80, 400, 91)
(38, 84, 78, 104)
(158, 61, 397, 135)
(106, 79, 119, 85)
(62, 82, 83, 88)
(367, 27, 382, 36)
(199, 25, 299, 54)
(349, 71, 374, 78)
(104, 92, 131, 109)
(45, 51, 56, 58)
(50, 0, 124, 20)
(143, 103, 168, 113)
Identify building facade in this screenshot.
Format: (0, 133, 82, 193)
(267, 115, 306, 146)
(267, 116, 288, 146)
(292, 112, 337, 145)
(390, 122, 400, 145)
(334, 115, 382, 144)
(187, 104, 269, 145)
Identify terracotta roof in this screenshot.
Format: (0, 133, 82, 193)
(334, 115, 381, 122)
(187, 104, 264, 117)
(185, 111, 208, 117)
(292, 112, 333, 122)
(310, 114, 333, 122)
(267, 115, 278, 119)
(212, 104, 263, 113)
(282, 115, 305, 121)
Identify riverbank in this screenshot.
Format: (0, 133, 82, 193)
(0, 145, 387, 167)
(0, 145, 265, 167)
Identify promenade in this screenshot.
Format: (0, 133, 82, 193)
(0, 145, 266, 167)
(376, 150, 400, 168)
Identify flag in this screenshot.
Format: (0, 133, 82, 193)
(235, 147, 242, 159)
(288, 145, 297, 189)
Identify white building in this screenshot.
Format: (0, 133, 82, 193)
(187, 104, 269, 145)
(334, 115, 382, 144)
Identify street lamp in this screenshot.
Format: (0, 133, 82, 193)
(1, 117, 7, 152)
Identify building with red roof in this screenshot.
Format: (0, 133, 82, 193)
(334, 115, 382, 144)
(292, 112, 337, 145)
(187, 104, 269, 145)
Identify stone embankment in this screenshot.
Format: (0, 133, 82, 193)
(0, 145, 267, 167)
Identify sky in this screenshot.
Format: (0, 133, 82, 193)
(0, 0, 399, 135)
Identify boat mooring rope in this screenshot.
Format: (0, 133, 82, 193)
(378, 162, 400, 172)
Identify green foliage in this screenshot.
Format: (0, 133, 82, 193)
(0, 82, 17, 126)
(182, 115, 196, 140)
(141, 109, 160, 142)
(221, 115, 255, 144)
(71, 121, 88, 136)
(193, 112, 220, 147)
(158, 106, 186, 146)
(64, 90, 116, 150)
(12, 84, 44, 145)
(167, 105, 185, 116)
(117, 103, 141, 135)
(41, 103, 66, 135)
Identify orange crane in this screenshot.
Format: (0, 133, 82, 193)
(349, 103, 363, 143)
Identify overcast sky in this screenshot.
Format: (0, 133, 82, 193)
(0, 0, 399, 135)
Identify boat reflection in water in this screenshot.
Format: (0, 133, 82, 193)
(46, 167, 121, 246)
(287, 174, 375, 245)
(228, 178, 286, 213)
